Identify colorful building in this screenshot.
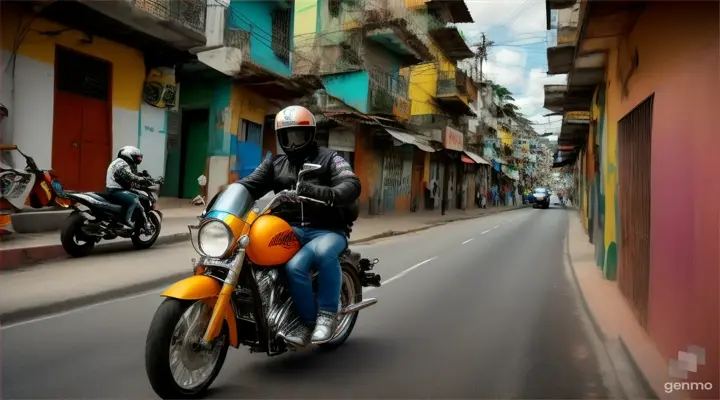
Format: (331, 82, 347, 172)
(162, 0, 321, 202)
(0, 0, 201, 192)
(545, 1, 719, 397)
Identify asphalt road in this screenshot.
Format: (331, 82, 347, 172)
(1, 204, 624, 399)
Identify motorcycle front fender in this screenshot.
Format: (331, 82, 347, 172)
(149, 209, 163, 222)
(161, 275, 239, 347)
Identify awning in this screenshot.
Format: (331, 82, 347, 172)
(385, 128, 436, 153)
(462, 151, 491, 165)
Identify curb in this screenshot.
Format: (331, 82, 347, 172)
(0, 233, 190, 272)
(0, 206, 529, 324)
(563, 209, 658, 400)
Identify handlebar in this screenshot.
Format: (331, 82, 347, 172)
(257, 190, 326, 215)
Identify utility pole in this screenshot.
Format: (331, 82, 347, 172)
(473, 33, 494, 83)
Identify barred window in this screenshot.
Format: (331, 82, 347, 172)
(271, 7, 291, 65)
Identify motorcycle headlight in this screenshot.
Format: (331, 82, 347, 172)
(198, 220, 233, 258)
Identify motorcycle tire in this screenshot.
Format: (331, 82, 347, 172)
(318, 263, 362, 351)
(131, 212, 161, 250)
(145, 298, 230, 399)
(60, 212, 96, 258)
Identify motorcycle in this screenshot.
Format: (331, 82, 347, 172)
(0, 144, 71, 233)
(60, 172, 164, 257)
(144, 163, 382, 399)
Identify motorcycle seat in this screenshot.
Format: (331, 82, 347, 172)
(70, 192, 123, 213)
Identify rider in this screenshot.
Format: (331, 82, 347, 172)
(105, 146, 153, 232)
(237, 105, 361, 347)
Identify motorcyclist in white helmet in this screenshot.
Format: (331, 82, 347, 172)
(105, 146, 153, 232)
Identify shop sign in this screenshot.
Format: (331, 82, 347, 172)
(329, 129, 356, 152)
(565, 111, 590, 124)
(443, 126, 464, 152)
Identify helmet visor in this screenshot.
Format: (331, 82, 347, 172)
(135, 155, 143, 165)
(279, 128, 311, 149)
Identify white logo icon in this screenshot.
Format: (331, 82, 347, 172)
(669, 345, 706, 379)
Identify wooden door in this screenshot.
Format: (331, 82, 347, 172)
(80, 97, 111, 191)
(52, 46, 111, 192)
(51, 92, 84, 190)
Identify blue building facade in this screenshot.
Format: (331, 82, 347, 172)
(227, 0, 295, 77)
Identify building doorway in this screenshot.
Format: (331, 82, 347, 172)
(51, 46, 112, 192)
(617, 94, 654, 328)
(179, 109, 210, 199)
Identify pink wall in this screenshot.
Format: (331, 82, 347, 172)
(613, 2, 719, 396)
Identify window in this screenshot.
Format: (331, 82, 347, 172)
(271, 7, 291, 65)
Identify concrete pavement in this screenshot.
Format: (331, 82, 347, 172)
(0, 204, 526, 271)
(1, 206, 638, 399)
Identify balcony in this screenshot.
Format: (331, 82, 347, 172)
(435, 69, 475, 117)
(427, 13, 474, 62)
(85, 0, 208, 50)
(368, 84, 411, 121)
(556, 4, 580, 45)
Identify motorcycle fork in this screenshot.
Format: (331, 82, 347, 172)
(203, 250, 245, 344)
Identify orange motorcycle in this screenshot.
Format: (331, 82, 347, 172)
(0, 145, 71, 233)
(144, 163, 381, 399)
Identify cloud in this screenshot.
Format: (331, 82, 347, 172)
(458, 1, 566, 134)
(482, 47, 528, 90)
(465, 0, 550, 35)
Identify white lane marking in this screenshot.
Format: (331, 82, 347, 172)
(493, 225, 500, 229)
(0, 290, 158, 330)
(481, 230, 491, 234)
(461, 238, 474, 245)
(4, 256, 440, 328)
(381, 257, 437, 286)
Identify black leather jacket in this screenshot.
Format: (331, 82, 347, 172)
(237, 147, 361, 236)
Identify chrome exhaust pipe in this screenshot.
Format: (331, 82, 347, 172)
(339, 298, 378, 314)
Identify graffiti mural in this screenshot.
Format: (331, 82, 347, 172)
(425, 160, 443, 210)
(381, 147, 412, 212)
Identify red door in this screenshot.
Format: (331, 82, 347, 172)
(51, 92, 84, 190)
(80, 97, 111, 191)
(51, 47, 112, 192)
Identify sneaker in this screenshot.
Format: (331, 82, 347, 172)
(311, 310, 338, 344)
(279, 323, 312, 348)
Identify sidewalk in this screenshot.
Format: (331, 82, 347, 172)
(0, 204, 527, 271)
(565, 208, 684, 400)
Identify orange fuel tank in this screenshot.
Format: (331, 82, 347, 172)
(246, 215, 300, 267)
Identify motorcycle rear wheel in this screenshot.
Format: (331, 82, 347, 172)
(145, 298, 229, 399)
(60, 212, 96, 258)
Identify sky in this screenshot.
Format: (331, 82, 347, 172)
(457, 0, 568, 140)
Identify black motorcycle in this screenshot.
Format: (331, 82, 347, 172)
(60, 172, 164, 258)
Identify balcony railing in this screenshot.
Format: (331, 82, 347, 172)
(369, 84, 411, 120)
(436, 68, 467, 97)
(133, 0, 207, 34)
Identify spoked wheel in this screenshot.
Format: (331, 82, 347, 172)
(145, 299, 229, 399)
(318, 264, 362, 351)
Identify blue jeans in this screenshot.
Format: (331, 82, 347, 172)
(286, 227, 347, 326)
(106, 189, 140, 226)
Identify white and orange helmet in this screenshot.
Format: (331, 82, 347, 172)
(274, 105, 317, 157)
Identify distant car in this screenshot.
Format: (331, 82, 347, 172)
(532, 188, 550, 209)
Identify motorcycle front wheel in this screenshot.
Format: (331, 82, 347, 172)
(145, 298, 229, 399)
(131, 212, 161, 250)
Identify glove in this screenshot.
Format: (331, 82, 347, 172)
(297, 182, 334, 205)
